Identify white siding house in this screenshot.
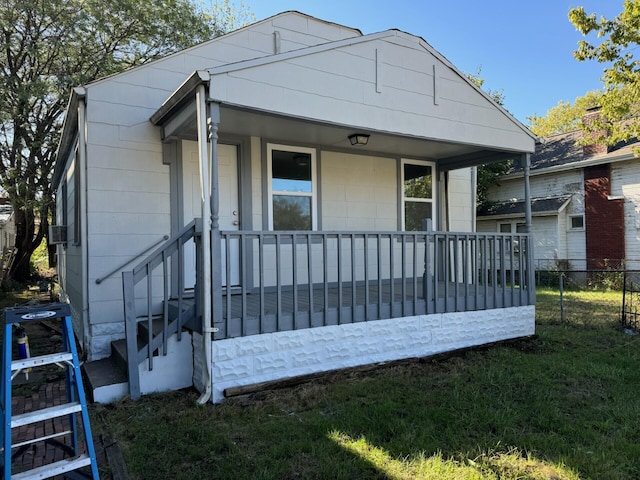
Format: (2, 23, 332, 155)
(53, 12, 536, 403)
(478, 115, 638, 272)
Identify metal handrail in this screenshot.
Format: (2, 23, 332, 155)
(122, 218, 202, 400)
(95, 234, 169, 284)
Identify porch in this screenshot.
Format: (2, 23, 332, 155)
(120, 222, 535, 400)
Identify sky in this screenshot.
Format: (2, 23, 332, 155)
(237, 1, 623, 125)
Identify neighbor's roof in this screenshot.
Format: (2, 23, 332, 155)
(477, 195, 571, 219)
(506, 130, 638, 177)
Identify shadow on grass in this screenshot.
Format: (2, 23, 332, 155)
(95, 322, 640, 479)
(91, 289, 639, 479)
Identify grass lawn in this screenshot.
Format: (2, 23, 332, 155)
(88, 288, 638, 479)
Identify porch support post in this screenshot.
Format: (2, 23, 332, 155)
(208, 101, 223, 332)
(523, 153, 536, 304)
(196, 80, 212, 403)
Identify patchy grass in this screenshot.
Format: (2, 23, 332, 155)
(91, 287, 640, 479)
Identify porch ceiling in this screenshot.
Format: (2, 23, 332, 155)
(158, 102, 520, 170)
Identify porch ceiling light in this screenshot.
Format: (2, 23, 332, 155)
(348, 133, 370, 146)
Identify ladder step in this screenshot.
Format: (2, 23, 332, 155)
(11, 352, 74, 371)
(11, 454, 91, 480)
(8, 429, 73, 450)
(11, 402, 82, 428)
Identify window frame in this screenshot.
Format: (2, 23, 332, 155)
(401, 158, 436, 231)
(569, 214, 584, 231)
(498, 221, 527, 234)
(267, 143, 317, 231)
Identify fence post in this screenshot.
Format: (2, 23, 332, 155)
(559, 271, 564, 322)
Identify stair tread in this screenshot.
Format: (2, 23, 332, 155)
(12, 454, 91, 480)
(83, 356, 127, 389)
(11, 402, 82, 428)
(12, 352, 73, 371)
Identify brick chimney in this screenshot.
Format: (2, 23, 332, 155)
(582, 106, 609, 156)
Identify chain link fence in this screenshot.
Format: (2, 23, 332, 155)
(535, 267, 626, 326)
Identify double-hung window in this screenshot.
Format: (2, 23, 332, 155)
(267, 144, 317, 230)
(402, 159, 436, 231)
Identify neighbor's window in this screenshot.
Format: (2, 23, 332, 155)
(570, 215, 584, 230)
(402, 159, 435, 231)
(267, 144, 317, 230)
(499, 222, 527, 234)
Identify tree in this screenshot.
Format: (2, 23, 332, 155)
(0, 0, 253, 281)
(526, 90, 603, 137)
(569, 2, 640, 147)
(467, 67, 512, 209)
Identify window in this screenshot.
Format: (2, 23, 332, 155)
(402, 159, 435, 231)
(499, 222, 526, 234)
(267, 144, 316, 230)
(570, 215, 584, 230)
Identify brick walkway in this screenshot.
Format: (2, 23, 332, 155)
(7, 379, 109, 479)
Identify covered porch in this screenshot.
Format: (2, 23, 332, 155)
(121, 52, 537, 400)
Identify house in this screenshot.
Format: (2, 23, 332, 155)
(53, 11, 537, 403)
(0, 199, 14, 254)
(477, 108, 638, 272)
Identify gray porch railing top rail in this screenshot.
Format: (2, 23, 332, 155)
(122, 226, 535, 399)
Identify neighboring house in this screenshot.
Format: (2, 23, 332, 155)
(477, 108, 638, 272)
(53, 11, 536, 403)
(0, 199, 15, 254)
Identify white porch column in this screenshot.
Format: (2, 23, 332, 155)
(207, 101, 223, 331)
(195, 83, 212, 403)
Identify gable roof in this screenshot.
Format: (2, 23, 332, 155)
(477, 195, 571, 219)
(505, 129, 638, 178)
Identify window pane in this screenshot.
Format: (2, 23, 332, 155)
(571, 216, 584, 229)
(516, 223, 527, 233)
(404, 163, 432, 199)
(272, 150, 312, 193)
(499, 223, 511, 233)
(273, 195, 311, 230)
(405, 201, 432, 231)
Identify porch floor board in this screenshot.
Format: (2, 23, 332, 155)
(215, 278, 525, 338)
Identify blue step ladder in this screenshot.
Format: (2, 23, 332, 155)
(1, 303, 99, 479)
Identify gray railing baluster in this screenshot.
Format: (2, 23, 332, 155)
(377, 234, 383, 317)
(337, 233, 343, 324)
(389, 234, 395, 314)
(162, 251, 169, 354)
(401, 235, 406, 316)
(323, 234, 329, 326)
(412, 234, 418, 315)
(308, 234, 314, 319)
(259, 234, 265, 332)
(276, 234, 282, 331)
(364, 234, 370, 320)
(351, 234, 356, 319)
(292, 233, 298, 327)
(240, 234, 248, 335)
(146, 264, 153, 371)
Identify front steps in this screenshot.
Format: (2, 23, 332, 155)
(82, 321, 194, 404)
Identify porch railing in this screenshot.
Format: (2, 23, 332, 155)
(122, 218, 202, 399)
(216, 231, 534, 339)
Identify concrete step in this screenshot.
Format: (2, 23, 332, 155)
(81, 356, 128, 404)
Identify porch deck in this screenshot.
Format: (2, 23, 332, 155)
(217, 276, 529, 338)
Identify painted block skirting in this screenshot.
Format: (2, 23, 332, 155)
(210, 306, 535, 403)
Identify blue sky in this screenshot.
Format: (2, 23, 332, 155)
(239, 1, 622, 124)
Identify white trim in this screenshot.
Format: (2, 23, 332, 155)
(568, 214, 585, 231)
(267, 143, 318, 230)
(400, 158, 436, 231)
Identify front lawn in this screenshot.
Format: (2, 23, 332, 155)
(93, 288, 638, 479)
